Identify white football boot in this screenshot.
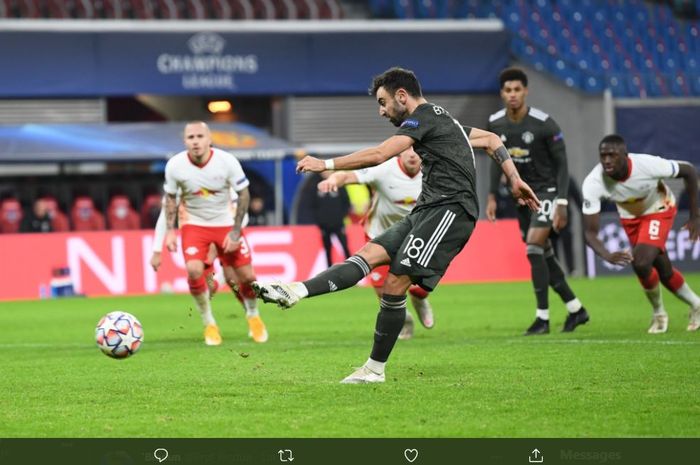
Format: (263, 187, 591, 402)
(688, 305, 700, 332)
(340, 365, 386, 384)
(647, 313, 669, 334)
(251, 281, 301, 309)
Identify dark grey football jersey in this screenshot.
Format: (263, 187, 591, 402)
(395, 102, 479, 220)
(487, 106, 566, 194)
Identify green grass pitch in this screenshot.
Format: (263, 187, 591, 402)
(1, 275, 699, 438)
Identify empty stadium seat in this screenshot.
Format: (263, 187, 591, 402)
(42, 197, 70, 232)
(70, 197, 106, 231)
(0, 198, 23, 234)
(373, 0, 700, 98)
(140, 193, 163, 229)
(107, 195, 141, 230)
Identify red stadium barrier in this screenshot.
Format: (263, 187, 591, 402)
(0, 221, 529, 301)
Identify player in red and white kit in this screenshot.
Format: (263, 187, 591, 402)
(582, 134, 700, 333)
(318, 147, 434, 339)
(150, 188, 267, 343)
(162, 121, 268, 345)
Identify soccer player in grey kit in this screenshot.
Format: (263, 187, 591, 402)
(255, 67, 540, 383)
(487, 67, 589, 336)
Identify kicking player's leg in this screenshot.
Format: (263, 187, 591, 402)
(181, 225, 221, 345)
(253, 241, 387, 308)
(341, 273, 411, 384)
(252, 218, 415, 309)
(342, 205, 474, 383)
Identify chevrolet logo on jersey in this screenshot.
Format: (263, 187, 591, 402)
(192, 188, 220, 198)
(508, 147, 530, 158)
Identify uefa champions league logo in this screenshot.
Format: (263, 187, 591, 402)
(187, 32, 226, 55)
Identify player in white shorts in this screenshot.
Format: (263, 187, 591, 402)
(318, 147, 434, 339)
(582, 134, 700, 333)
(161, 121, 268, 345)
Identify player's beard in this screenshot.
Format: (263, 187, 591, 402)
(389, 107, 409, 127)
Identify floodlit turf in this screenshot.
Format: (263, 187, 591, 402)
(1, 275, 699, 438)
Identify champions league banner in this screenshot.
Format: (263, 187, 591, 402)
(0, 28, 508, 96)
(586, 211, 700, 277)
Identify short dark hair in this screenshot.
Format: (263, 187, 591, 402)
(599, 134, 627, 150)
(499, 67, 528, 88)
(369, 67, 422, 98)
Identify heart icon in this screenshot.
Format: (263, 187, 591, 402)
(404, 448, 418, 463)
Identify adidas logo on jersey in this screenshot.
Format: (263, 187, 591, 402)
(328, 280, 338, 292)
(400, 258, 411, 267)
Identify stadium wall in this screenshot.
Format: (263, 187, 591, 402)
(0, 222, 530, 301)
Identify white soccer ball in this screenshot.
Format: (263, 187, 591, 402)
(95, 311, 144, 359)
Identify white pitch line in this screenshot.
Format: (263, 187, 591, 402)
(505, 338, 700, 346)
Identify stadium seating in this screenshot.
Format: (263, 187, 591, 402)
(106, 195, 141, 230)
(0, 0, 342, 19)
(42, 197, 70, 232)
(368, 0, 700, 98)
(70, 196, 106, 231)
(0, 198, 23, 234)
(140, 193, 163, 229)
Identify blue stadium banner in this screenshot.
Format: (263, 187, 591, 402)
(586, 211, 700, 277)
(0, 25, 508, 96)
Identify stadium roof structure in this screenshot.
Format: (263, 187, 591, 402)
(0, 122, 296, 163)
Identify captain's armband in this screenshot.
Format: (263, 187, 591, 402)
(493, 146, 511, 165)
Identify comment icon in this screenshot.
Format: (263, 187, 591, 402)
(153, 448, 169, 463)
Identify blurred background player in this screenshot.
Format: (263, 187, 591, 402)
(318, 147, 434, 340)
(582, 134, 700, 333)
(486, 67, 589, 335)
(311, 171, 352, 267)
(20, 197, 52, 233)
(162, 121, 267, 346)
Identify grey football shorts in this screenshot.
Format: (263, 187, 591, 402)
(517, 191, 558, 240)
(371, 203, 475, 291)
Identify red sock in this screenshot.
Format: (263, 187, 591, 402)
(188, 275, 207, 294)
(637, 268, 659, 290)
(408, 285, 429, 299)
(238, 282, 256, 300)
(662, 268, 685, 293)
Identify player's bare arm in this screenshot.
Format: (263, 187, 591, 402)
(297, 135, 413, 173)
(164, 193, 178, 252)
(150, 252, 162, 272)
(469, 127, 506, 221)
(583, 213, 633, 265)
(224, 187, 250, 253)
(677, 162, 700, 241)
(469, 127, 540, 212)
(318, 172, 360, 193)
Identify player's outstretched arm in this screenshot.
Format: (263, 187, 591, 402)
(583, 213, 632, 265)
(297, 135, 413, 173)
(677, 162, 700, 241)
(318, 172, 360, 193)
